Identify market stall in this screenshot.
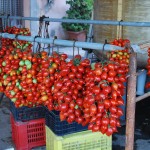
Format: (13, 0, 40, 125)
(0, 15, 150, 150)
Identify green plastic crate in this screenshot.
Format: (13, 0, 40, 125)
(46, 126, 112, 150)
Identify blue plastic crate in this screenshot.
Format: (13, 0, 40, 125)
(9, 100, 46, 122)
(45, 110, 88, 136)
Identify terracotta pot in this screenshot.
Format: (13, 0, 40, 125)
(67, 30, 86, 42)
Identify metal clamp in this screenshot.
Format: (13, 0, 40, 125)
(15, 34, 21, 40)
(118, 20, 123, 39)
(39, 15, 46, 23)
(119, 20, 123, 26)
(101, 39, 108, 62)
(33, 35, 41, 53)
(33, 35, 40, 42)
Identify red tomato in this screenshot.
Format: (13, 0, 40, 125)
(106, 127, 113, 136)
(94, 68, 102, 76)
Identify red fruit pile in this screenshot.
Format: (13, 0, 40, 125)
(0, 28, 127, 136)
(2, 26, 32, 49)
(83, 62, 126, 136)
(46, 58, 126, 136)
(107, 38, 130, 75)
(110, 38, 130, 47)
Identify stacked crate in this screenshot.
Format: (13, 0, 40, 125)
(10, 101, 46, 150)
(45, 109, 112, 150)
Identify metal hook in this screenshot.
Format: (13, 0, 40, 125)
(119, 20, 123, 26)
(33, 35, 38, 53)
(43, 17, 50, 50)
(77, 47, 79, 55)
(15, 34, 20, 40)
(102, 39, 107, 49)
(46, 20, 51, 56)
(39, 15, 46, 23)
(73, 40, 76, 59)
(57, 45, 59, 54)
(19, 16, 23, 28)
(118, 20, 123, 39)
(0, 32, 3, 38)
(101, 39, 107, 62)
(48, 43, 51, 56)
(52, 36, 57, 54)
(7, 14, 10, 19)
(6, 14, 10, 27)
(45, 16, 50, 26)
(33, 35, 40, 53)
(38, 15, 46, 37)
(14, 34, 23, 49)
(33, 35, 39, 42)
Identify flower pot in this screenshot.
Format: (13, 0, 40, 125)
(66, 30, 86, 42)
(136, 69, 147, 96)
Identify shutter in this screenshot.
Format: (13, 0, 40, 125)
(0, 0, 24, 28)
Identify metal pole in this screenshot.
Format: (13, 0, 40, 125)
(136, 92, 150, 102)
(125, 52, 137, 150)
(1, 15, 150, 27)
(0, 32, 123, 51)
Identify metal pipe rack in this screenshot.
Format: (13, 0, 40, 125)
(0, 15, 148, 54)
(0, 15, 149, 150)
(1, 15, 150, 27)
(0, 32, 123, 51)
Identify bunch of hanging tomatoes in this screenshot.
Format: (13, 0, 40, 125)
(107, 38, 130, 75)
(46, 56, 127, 136)
(2, 26, 32, 49)
(145, 48, 150, 89)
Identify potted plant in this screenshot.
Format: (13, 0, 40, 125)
(62, 0, 93, 42)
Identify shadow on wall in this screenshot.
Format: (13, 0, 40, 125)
(31, 0, 69, 39)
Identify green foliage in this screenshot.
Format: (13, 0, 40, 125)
(62, 0, 93, 32)
(86, 0, 94, 7)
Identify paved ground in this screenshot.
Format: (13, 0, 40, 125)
(0, 95, 13, 150)
(112, 97, 150, 150)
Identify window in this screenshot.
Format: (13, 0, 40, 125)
(0, 0, 24, 28)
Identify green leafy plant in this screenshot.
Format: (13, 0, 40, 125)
(62, 0, 93, 32)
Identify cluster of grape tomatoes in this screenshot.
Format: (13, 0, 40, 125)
(145, 48, 150, 89)
(0, 30, 128, 136)
(48, 57, 128, 136)
(2, 26, 32, 49)
(107, 38, 130, 75)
